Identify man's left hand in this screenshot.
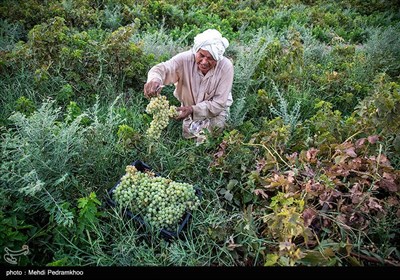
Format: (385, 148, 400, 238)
(176, 106, 193, 120)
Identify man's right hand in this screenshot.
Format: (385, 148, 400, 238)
(144, 79, 163, 99)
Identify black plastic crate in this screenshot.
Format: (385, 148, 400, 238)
(106, 160, 200, 239)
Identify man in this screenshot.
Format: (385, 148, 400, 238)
(144, 29, 234, 142)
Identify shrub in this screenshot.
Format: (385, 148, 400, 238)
(363, 25, 400, 78)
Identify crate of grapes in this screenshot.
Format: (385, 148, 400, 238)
(106, 160, 201, 239)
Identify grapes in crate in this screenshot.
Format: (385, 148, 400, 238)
(113, 165, 200, 231)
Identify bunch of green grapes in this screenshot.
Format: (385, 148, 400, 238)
(146, 95, 179, 140)
(113, 165, 201, 231)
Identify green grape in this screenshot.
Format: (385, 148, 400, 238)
(113, 165, 201, 232)
(145, 95, 179, 140)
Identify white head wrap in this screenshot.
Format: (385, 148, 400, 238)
(193, 29, 229, 61)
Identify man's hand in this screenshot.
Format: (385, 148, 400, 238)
(144, 79, 163, 99)
(176, 106, 193, 120)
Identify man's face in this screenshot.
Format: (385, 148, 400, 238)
(195, 49, 217, 74)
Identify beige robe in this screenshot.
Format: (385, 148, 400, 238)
(147, 50, 234, 139)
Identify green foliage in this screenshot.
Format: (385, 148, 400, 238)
(262, 193, 308, 266)
(0, 95, 127, 217)
(335, 0, 400, 15)
(0, 0, 50, 30)
(50, 201, 75, 228)
(364, 76, 400, 135)
(251, 117, 292, 162)
(305, 100, 348, 151)
(353, 74, 400, 167)
(1, 101, 87, 215)
(103, 22, 148, 89)
(117, 124, 140, 148)
(131, 25, 186, 62)
(27, 17, 69, 65)
(228, 29, 273, 127)
(65, 101, 82, 121)
(102, 4, 123, 30)
(0, 19, 25, 51)
(1, 0, 399, 267)
(7, 16, 154, 98)
(276, 28, 305, 86)
(77, 192, 101, 235)
(364, 25, 400, 78)
(72, 95, 130, 186)
(57, 0, 100, 29)
(15, 96, 36, 116)
(268, 83, 301, 133)
(65, 101, 90, 126)
(210, 130, 254, 183)
(57, 84, 74, 104)
(0, 210, 33, 265)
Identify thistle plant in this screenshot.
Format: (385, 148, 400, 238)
(269, 82, 301, 133)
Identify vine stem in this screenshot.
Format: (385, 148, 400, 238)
(243, 142, 291, 170)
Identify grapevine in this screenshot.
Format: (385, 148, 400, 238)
(113, 165, 201, 232)
(145, 95, 179, 140)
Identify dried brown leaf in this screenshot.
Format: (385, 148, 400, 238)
(367, 135, 379, 144)
(355, 137, 366, 148)
(213, 140, 227, 159)
(306, 148, 319, 163)
(256, 158, 266, 172)
(279, 241, 293, 252)
(286, 152, 298, 164)
(301, 166, 315, 178)
(254, 189, 269, 199)
(302, 208, 317, 227)
(377, 154, 391, 166)
(367, 197, 383, 212)
(387, 196, 399, 206)
(345, 147, 357, 157)
(378, 172, 399, 192)
(335, 155, 349, 164)
(287, 170, 296, 183)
